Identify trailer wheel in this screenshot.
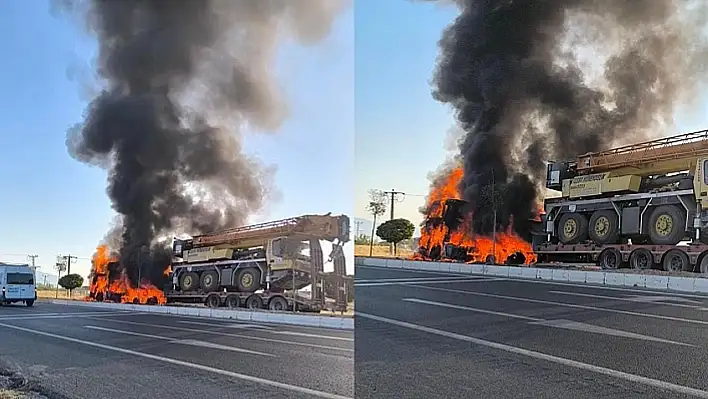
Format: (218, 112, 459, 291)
(205, 294, 221, 308)
(225, 295, 240, 309)
(268, 296, 289, 312)
(557, 213, 588, 244)
(589, 210, 620, 245)
(598, 248, 622, 270)
(699, 254, 708, 274)
(629, 248, 654, 270)
(649, 205, 685, 245)
(179, 272, 200, 291)
(245, 295, 263, 309)
(235, 268, 261, 293)
(663, 249, 690, 272)
(200, 271, 219, 292)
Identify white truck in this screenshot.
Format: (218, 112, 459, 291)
(0, 263, 37, 307)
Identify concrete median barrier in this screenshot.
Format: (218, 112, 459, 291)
(357, 256, 708, 294)
(49, 300, 354, 330)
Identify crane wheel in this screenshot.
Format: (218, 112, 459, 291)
(557, 213, 589, 244)
(235, 268, 261, 293)
(663, 249, 690, 272)
(649, 205, 684, 245)
(179, 272, 200, 291)
(598, 248, 622, 270)
(268, 296, 289, 312)
(589, 210, 620, 245)
(629, 248, 654, 270)
(245, 294, 264, 309)
(200, 271, 219, 292)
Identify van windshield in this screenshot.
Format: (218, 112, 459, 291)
(7, 273, 34, 285)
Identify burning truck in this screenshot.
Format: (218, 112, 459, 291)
(413, 166, 539, 265)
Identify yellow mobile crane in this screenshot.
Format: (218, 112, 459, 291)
(167, 213, 351, 312)
(535, 129, 708, 273)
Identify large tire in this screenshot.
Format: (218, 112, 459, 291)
(598, 248, 622, 270)
(649, 205, 685, 245)
(700, 254, 708, 274)
(268, 296, 289, 312)
(629, 248, 654, 270)
(200, 271, 219, 292)
(235, 268, 261, 293)
(205, 294, 221, 308)
(245, 294, 263, 309)
(662, 249, 690, 272)
(557, 213, 589, 244)
(179, 272, 200, 291)
(588, 210, 620, 245)
(225, 295, 241, 309)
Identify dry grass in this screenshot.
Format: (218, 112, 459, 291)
(0, 390, 24, 399)
(354, 244, 414, 258)
(36, 290, 87, 300)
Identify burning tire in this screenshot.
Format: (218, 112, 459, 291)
(649, 205, 685, 245)
(268, 296, 289, 312)
(200, 271, 219, 292)
(558, 213, 588, 244)
(589, 210, 620, 245)
(235, 268, 260, 293)
(179, 272, 200, 292)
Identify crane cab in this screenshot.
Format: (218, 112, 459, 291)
(694, 158, 708, 210)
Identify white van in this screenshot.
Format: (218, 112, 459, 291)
(0, 263, 37, 307)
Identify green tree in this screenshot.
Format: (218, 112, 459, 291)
(376, 218, 415, 256)
(58, 273, 84, 295)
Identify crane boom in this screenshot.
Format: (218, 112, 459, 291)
(575, 129, 708, 176)
(192, 214, 350, 247)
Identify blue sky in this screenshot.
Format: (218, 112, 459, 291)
(0, 1, 354, 279)
(354, 0, 708, 233)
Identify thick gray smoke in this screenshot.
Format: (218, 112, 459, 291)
(429, 0, 708, 237)
(55, 0, 344, 285)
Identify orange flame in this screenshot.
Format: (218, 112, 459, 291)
(87, 245, 168, 305)
(413, 166, 538, 265)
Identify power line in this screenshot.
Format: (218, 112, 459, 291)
(382, 189, 406, 220)
(59, 254, 79, 275)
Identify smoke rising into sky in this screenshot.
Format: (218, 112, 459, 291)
(55, 0, 345, 285)
(429, 0, 708, 236)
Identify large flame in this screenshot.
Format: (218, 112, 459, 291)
(87, 245, 168, 305)
(414, 166, 538, 265)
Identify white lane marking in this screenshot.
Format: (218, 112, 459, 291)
(402, 298, 542, 322)
(357, 265, 708, 299)
(177, 321, 274, 330)
(548, 291, 704, 309)
(90, 317, 353, 353)
(175, 321, 353, 341)
(527, 319, 694, 347)
(404, 298, 693, 347)
(355, 276, 487, 284)
(415, 285, 708, 326)
(356, 312, 708, 399)
(357, 278, 504, 287)
(175, 339, 276, 357)
(0, 311, 134, 321)
(0, 322, 349, 399)
(627, 295, 704, 305)
(84, 325, 275, 356)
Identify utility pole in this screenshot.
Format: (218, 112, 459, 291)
(382, 189, 405, 220)
(27, 254, 39, 284)
(60, 254, 78, 275)
(354, 220, 363, 237)
(491, 169, 497, 265)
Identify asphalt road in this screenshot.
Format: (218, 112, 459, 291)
(355, 264, 708, 399)
(0, 302, 353, 399)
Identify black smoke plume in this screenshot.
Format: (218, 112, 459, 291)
(430, 0, 708, 237)
(54, 0, 345, 286)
